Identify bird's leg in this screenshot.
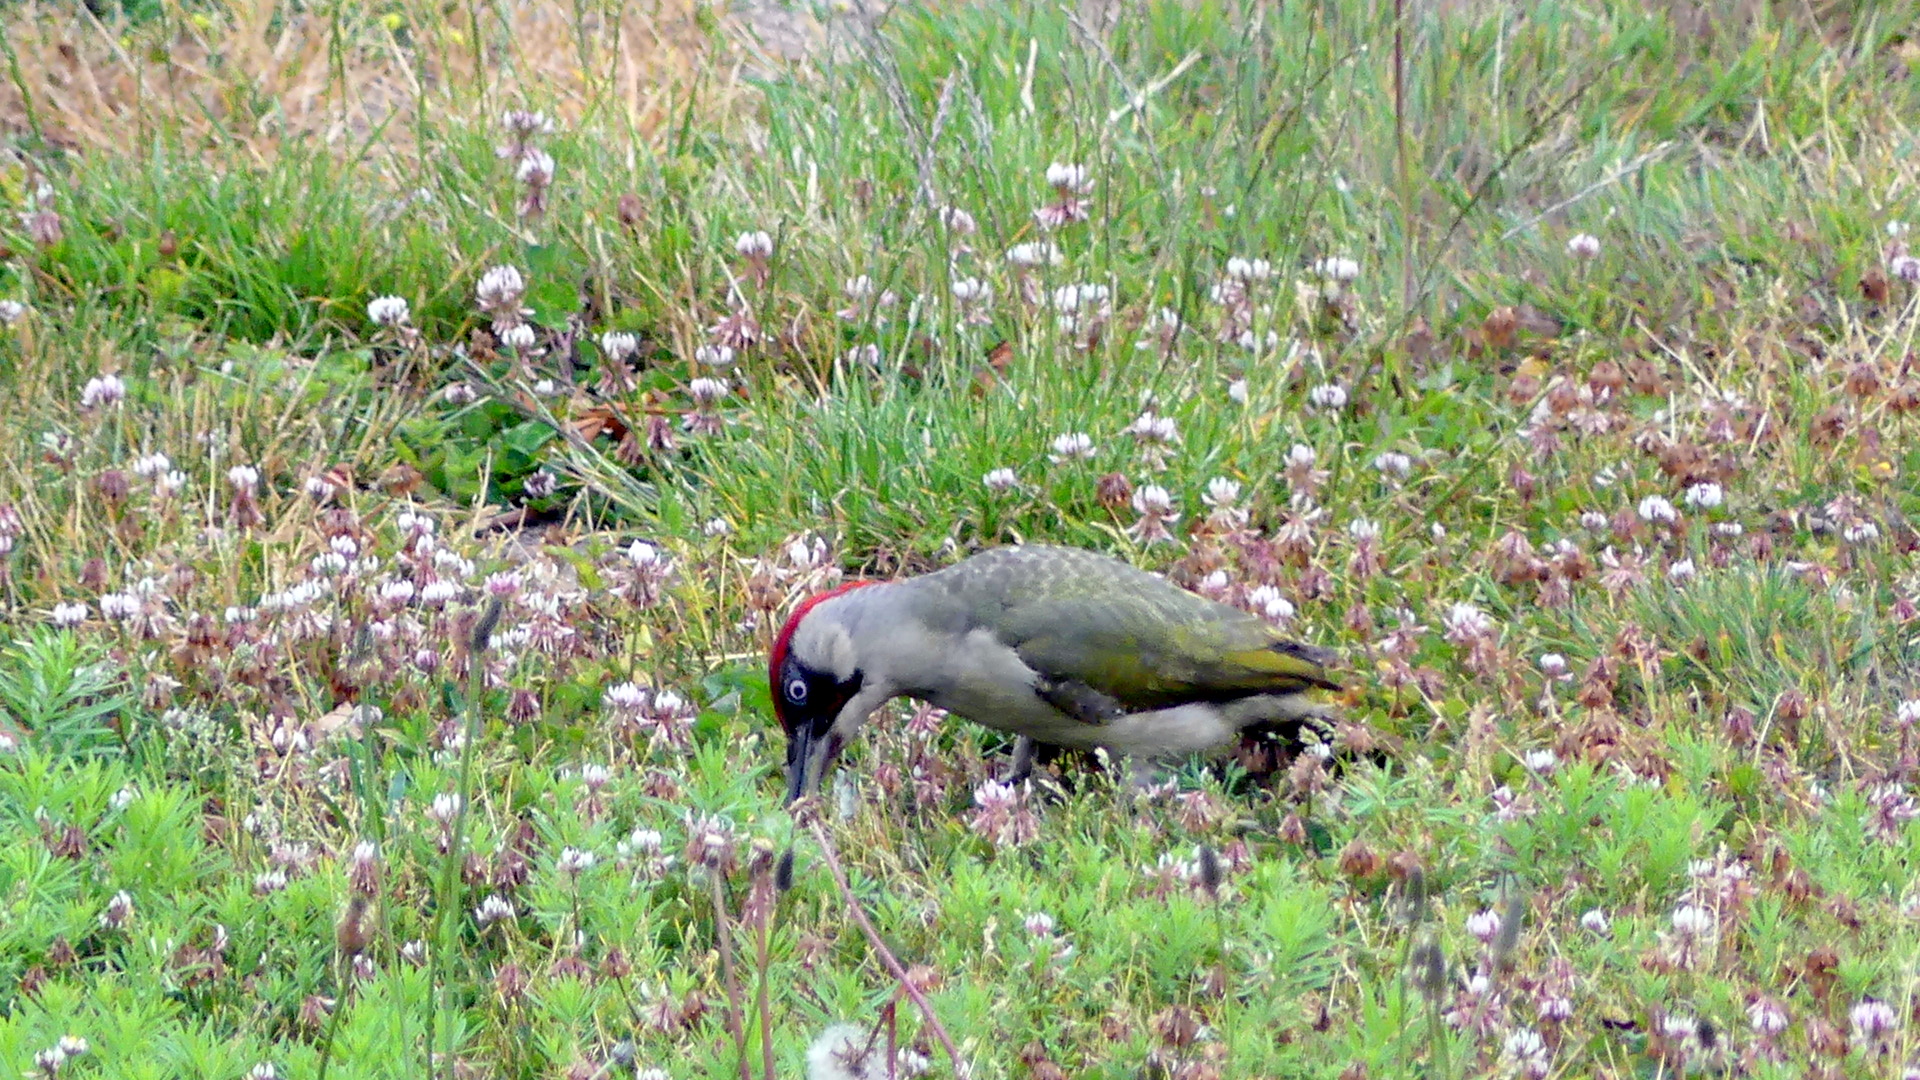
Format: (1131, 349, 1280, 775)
(1123, 754, 1166, 793)
(1033, 675, 1127, 725)
(1008, 735, 1037, 785)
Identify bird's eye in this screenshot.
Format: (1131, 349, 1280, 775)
(784, 677, 809, 704)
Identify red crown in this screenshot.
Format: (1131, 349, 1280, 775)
(768, 580, 876, 731)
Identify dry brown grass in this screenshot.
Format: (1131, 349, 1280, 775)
(0, 0, 743, 163)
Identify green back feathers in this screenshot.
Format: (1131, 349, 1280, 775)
(912, 545, 1339, 709)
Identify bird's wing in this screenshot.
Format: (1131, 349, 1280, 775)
(909, 545, 1338, 711)
(985, 580, 1339, 710)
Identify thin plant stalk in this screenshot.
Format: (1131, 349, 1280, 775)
(425, 596, 503, 1079)
(808, 822, 964, 1069)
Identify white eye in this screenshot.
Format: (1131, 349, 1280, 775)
(785, 677, 808, 704)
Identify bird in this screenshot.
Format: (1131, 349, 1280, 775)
(769, 543, 1340, 805)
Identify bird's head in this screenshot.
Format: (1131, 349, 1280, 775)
(770, 581, 881, 806)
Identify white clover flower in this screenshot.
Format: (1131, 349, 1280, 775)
(500, 109, 554, 137)
(694, 344, 735, 368)
(1566, 233, 1601, 259)
(734, 230, 774, 259)
(1524, 748, 1559, 774)
(1850, 998, 1896, 1038)
(1125, 411, 1181, 446)
(1307, 383, 1349, 410)
(1503, 1028, 1545, 1058)
(1204, 477, 1242, 508)
(1465, 909, 1501, 942)
(938, 206, 978, 235)
(621, 828, 664, 856)
(1007, 242, 1063, 268)
(844, 275, 875, 298)
(1227, 379, 1249, 404)
(1670, 904, 1714, 935)
(1373, 451, 1412, 477)
(1443, 601, 1494, 641)
(602, 682, 650, 717)
(80, 374, 127, 410)
(1683, 482, 1723, 509)
(1132, 484, 1174, 515)
(599, 331, 639, 361)
(557, 846, 596, 875)
(627, 540, 664, 568)
(1049, 432, 1096, 461)
(1538, 653, 1568, 678)
(98, 593, 135, 621)
(499, 323, 537, 351)
(1896, 700, 1920, 727)
(1893, 256, 1920, 283)
(688, 377, 730, 405)
(1637, 495, 1678, 525)
(0, 299, 26, 325)
(1844, 521, 1880, 544)
(951, 277, 992, 303)
(1313, 256, 1360, 281)
(982, 468, 1019, 493)
(844, 344, 881, 368)
(1050, 283, 1109, 312)
(1245, 585, 1294, 624)
(514, 150, 556, 185)
(473, 895, 516, 926)
(1666, 558, 1697, 585)
(1579, 908, 1611, 935)
(427, 792, 463, 824)
(1023, 912, 1057, 936)
(1225, 256, 1273, 282)
(475, 265, 525, 309)
(703, 517, 733, 537)
(1347, 518, 1380, 541)
(1044, 162, 1091, 192)
(1747, 996, 1788, 1034)
(51, 602, 87, 628)
(227, 465, 260, 493)
(367, 295, 411, 326)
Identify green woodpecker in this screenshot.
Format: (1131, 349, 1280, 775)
(770, 544, 1339, 804)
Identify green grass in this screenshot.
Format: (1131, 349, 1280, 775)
(5, 0, 1920, 1076)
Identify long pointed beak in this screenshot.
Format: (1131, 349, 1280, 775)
(784, 728, 814, 807)
(785, 727, 847, 807)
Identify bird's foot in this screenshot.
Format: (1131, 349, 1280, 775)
(1034, 675, 1127, 725)
(1003, 736, 1069, 802)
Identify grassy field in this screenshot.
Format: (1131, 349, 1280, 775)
(5, 0, 1920, 1075)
